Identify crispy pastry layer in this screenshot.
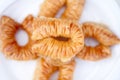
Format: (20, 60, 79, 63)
(82, 22, 120, 46)
(33, 58, 75, 80)
(32, 17, 84, 63)
(77, 45, 111, 61)
(77, 22, 120, 61)
(39, 0, 85, 20)
(0, 16, 37, 60)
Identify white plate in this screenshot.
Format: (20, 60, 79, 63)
(0, 0, 120, 80)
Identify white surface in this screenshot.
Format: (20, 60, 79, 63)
(0, 0, 16, 13)
(0, 0, 120, 80)
(116, 0, 120, 6)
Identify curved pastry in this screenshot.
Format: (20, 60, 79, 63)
(32, 17, 84, 63)
(39, 0, 65, 17)
(0, 16, 38, 60)
(22, 15, 34, 35)
(61, 0, 85, 20)
(33, 0, 85, 79)
(77, 22, 120, 61)
(33, 58, 75, 80)
(82, 22, 120, 46)
(77, 45, 111, 61)
(58, 59, 75, 80)
(39, 0, 85, 20)
(33, 59, 58, 80)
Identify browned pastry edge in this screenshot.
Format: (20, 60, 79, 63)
(82, 22, 120, 46)
(33, 58, 75, 80)
(33, 58, 58, 80)
(39, 0, 85, 20)
(0, 15, 38, 60)
(32, 17, 84, 63)
(77, 22, 120, 61)
(61, 0, 85, 20)
(77, 44, 111, 61)
(39, 0, 66, 17)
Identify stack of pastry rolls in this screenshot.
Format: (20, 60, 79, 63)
(0, 0, 120, 80)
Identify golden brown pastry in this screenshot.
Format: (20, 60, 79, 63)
(58, 59, 75, 80)
(77, 45, 111, 61)
(33, 58, 58, 80)
(32, 17, 84, 63)
(61, 0, 85, 20)
(22, 15, 34, 35)
(82, 22, 120, 46)
(33, 58, 75, 80)
(77, 22, 120, 61)
(39, 0, 85, 20)
(0, 15, 38, 60)
(32, 16, 84, 80)
(39, 0, 65, 17)
(34, 0, 85, 79)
